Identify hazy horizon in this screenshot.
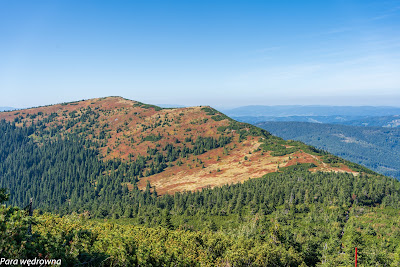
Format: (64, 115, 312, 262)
(1, 1, 400, 108)
(3, 96, 400, 111)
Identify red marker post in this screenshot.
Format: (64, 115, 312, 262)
(355, 247, 358, 267)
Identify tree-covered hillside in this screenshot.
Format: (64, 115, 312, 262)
(2, 165, 400, 266)
(1, 115, 370, 216)
(2, 97, 400, 265)
(342, 115, 400, 127)
(0, 97, 363, 197)
(233, 114, 400, 127)
(257, 121, 400, 178)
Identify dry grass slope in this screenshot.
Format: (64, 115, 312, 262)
(0, 96, 360, 195)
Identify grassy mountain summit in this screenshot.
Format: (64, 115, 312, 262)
(0, 96, 368, 196)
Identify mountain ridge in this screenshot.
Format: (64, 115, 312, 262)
(0, 96, 368, 196)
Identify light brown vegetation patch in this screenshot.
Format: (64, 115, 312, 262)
(137, 139, 290, 195)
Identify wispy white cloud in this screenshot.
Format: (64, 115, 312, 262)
(371, 14, 393, 20)
(222, 51, 400, 99)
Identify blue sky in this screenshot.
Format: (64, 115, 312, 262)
(1, 0, 400, 108)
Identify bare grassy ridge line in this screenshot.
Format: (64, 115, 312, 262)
(0, 97, 230, 161)
(0, 96, 361, 195)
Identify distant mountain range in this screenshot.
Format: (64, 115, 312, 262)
(223, 105, 400, 128)
(156, 104, 187, 108)
(232, 114, 400, 127)
(0, 107, 15, 111)
(223, 105, 400, 117)
(342, 115, 400, 127)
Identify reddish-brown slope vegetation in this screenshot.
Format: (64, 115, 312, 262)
(0, 96, 361, 194)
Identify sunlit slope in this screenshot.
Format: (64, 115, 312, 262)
(0, 96, 373, 195)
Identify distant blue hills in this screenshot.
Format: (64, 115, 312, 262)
(222, 105, 400, 127)
(156, 104, 187, 108)
(223, 105, 400, 117)
(224, 105, 400, 178)
(0, 107, 16, 112)
(257, 121, 400, 178)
